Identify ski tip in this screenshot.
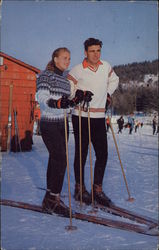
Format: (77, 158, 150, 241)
(145, 227, 159, 237)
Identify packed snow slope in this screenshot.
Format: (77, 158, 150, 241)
(1, 120, 158, 250)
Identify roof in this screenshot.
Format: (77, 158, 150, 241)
(0, 51, 41, 74)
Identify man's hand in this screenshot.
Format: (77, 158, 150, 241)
(75, 89, 84, 103)
(70, 89, 94, 107)
(83, 91, 94, 103)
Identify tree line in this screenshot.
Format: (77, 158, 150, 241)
(113, 60, 158, 83)
(111, 60, 158, 114)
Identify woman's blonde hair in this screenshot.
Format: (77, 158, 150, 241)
(46, 47, 70, 72)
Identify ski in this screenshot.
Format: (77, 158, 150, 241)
(1, 199, 158, 236)
(37, 187, 158, 228)
(95, 203, 158, 229)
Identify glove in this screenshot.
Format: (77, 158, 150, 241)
(47, 98, 57, 108)
(47, 96, 70, 109)
(74, 89, 84, 104)
(82, 91, 94, 110)
(71, 90, 94, 107)
(57, 96, 70, 109)
(68, 89, 84, 106)
(69, 99, 77, 107)
(83, 91, 94, 103)
(105, 93, 111, 111)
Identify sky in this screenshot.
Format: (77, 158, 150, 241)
(0, 0, 158, 71)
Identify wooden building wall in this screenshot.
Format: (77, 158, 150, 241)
(0, 53, 40, 151)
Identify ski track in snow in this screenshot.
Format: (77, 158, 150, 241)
(1, 122, 158, 250)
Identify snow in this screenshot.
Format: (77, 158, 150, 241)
(1, 119, 158, 250)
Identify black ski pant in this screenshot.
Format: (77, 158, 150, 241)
(153, 125, 156, 135)
(72, 115, 108, 187)
(118, 125, 123, 133)
(40, 119, 69, 194)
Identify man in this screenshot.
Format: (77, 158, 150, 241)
(68, 38, 119, 207)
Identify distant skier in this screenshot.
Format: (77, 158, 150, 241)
(127, 115, 134, 134)
(134, 120, 140, 133)
(117, 116, 124, 134)
(152, 115, 157, 135)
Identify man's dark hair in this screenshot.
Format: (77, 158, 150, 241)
(84, 38, 103, 51)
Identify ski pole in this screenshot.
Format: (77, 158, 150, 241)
(7, 84, 13, 152)
(108, 116, 134, 202)
(14, 109, 18, 152)
(87, 103, 94, 206)
(78, 103, 83, 207)
(14, 108, 22, 152)
(64, 110, 77, 231)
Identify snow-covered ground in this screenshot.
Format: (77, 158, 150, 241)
(1, 120, 158, 250)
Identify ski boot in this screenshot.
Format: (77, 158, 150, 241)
(93, 184, 114, 207)
(42, 191, 70, 217)
(74, 183, 92, 205)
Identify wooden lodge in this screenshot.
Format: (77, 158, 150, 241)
(0, 51, 40, 152)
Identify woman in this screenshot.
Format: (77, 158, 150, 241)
(36, 47, 75, 216)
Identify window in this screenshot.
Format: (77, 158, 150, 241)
(0, 57, 3, 65)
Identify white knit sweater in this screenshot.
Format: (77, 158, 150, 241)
(68, 60, 119, 118)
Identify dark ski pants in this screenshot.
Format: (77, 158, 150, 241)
(153, 125, 156, 135)
(40, 119, 69, 194)
(118, 126, 123, 134)
(72, 115, 108, 187)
